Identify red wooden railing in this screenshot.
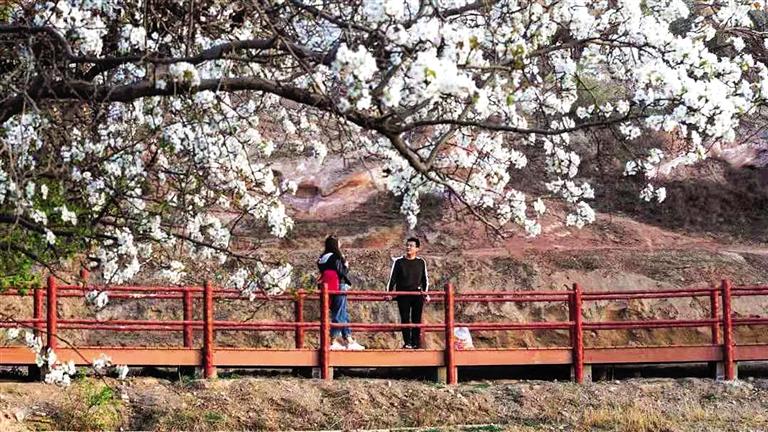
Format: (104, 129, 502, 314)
(2, 277, 768, 384)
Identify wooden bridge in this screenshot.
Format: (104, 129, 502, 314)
(2, 275, 767, 384)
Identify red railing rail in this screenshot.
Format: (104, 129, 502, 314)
(4, 277, 768, 384)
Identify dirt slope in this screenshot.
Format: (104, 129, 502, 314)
(2, 376, 768, 431)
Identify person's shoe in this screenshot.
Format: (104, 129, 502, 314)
(330, 340, 346, 350)
(402, 344, 413, 349)
(346, 339, 365, 351)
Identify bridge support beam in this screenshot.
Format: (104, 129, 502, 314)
(435, 366, 457, 384)
(572, 364, 592, 383)
(713, 360, 739, 381)
(312, 367, 333, 380)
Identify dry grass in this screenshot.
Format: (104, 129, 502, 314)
(52, 379, 125, 431)
(4, 377, 768, 431)
(579, 403, 674, 432)
(153, 407, 232, 432)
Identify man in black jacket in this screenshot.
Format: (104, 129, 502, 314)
(387, 237, 429, 349)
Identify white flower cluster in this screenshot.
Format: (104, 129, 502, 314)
(57, 205, 78, 226)
(332, 44, 379, 110)
(85, 290, 109, 309)
(546, 179, 596, 229)
(543, 138, 581, 179)
(624, 149, 670, 203)
(262, 263, 294, 295)
(168, 62, 201, 87)
(364, 137, 440, 228)
(546, 180, 595, 204)
(4, 329, 76, 386)
(117, 24, 153, 53)
(95, 227, 140, 284)
(159, 260, 186, 284)
(639, 183, 667, 203)
(33, 1, 109, 55)
(42, 349, 78, 386)
(31, 94, 294, 285)
(362, 0, 410, 23)
(566, 202, 597, 229)
(624, 148, 666, 177)
(92, 354, 129, 380)
(229, 262, 294, 298)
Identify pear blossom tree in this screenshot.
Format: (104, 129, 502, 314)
(0, 0, 766, 297)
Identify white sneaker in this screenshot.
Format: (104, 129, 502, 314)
(330, 341, 346, 350)
(346, 340, 365, 351)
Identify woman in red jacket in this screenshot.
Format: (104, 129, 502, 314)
(317, 236, 364, 350)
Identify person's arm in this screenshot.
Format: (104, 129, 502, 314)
(421, 259, 429, 292)
(336, 258, 352, 286)
(387, 258, 399, 292)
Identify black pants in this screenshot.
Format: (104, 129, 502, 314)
(396, 295, 424, 348)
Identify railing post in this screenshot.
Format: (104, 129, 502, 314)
(571, 283, 585, 384)
(46, 275, 57, 350)
(319, 282, 331, 380)
(710, 289, 720, 345)
(202, 280, 216, 378)
(79, 268, 89, 286)
(568, 287, 575, 350)
(295, 289, 305, 349)
(721, 279, 736, 380)
(420, 292, 427, 349)
(444, 283, 457, 384)
(33, 285, 44, 337)
(183, 287, 193, 348)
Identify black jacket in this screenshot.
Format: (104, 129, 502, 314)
(387, 256, 429, 292)
(317, 252, 352, 285)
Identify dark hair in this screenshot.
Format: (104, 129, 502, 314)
(323, 235, 346, 263)
(406, 237, 420, 248)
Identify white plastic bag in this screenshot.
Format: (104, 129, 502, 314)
(453, 326, 474, 350)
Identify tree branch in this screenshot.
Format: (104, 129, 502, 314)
(0, 25, 329, 67)
(398, 114, 649, 136)
(0, 76, 388, 133)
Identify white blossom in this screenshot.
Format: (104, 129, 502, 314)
(168, 62, 200, 87)
(85, 290, 109, 309)
(159, 260, 186, 284)
(640, 183, 656, 202)
(115, 364, 129, 380)
(6, 328, 21, 340)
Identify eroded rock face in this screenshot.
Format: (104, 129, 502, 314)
(651, 134, 768, 180)
(275, 157, 386, 219)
